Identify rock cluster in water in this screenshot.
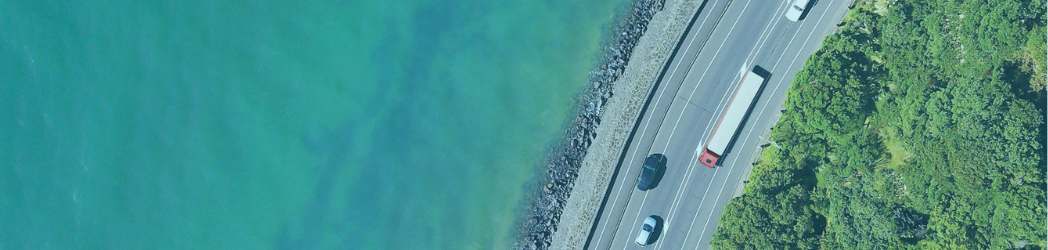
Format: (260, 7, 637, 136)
(515, 0, 665, 249)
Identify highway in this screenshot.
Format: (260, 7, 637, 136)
(586, 0, 851, 249)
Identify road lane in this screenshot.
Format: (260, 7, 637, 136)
(589, 0, 732, 248)
(679, 2, 852, 248)
(649, 2, 793, 248)
(586, 0, 852, 249)
(606, 0, 776, 248)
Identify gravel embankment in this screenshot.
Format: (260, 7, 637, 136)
(514, 0, 703, 249)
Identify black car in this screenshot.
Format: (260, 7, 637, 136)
(637, 153, 667, 191)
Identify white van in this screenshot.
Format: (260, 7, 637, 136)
(785, 0, 811, 22)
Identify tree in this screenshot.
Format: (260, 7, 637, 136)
(713, 0, 1047, 248)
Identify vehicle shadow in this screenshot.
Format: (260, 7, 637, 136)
(798, 0, 818, 21)
(650, 215, 665, 243)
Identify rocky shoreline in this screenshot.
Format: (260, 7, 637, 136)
(514, 0, 666, 249)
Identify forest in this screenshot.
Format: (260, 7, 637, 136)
(712, 0, 1046, 248)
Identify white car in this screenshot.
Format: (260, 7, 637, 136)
(785, 0, 811, 22)
(634, 216, 660, 246)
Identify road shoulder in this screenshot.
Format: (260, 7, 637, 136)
(549, 0, 706, 248)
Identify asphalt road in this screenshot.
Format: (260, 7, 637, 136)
(586, 0, 851, 249)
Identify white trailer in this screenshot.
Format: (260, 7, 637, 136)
(698, 67, 767, 168)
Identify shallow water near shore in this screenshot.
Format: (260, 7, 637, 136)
(0, 0, 627, 248)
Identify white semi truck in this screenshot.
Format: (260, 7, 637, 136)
(698, 67, 767, 168)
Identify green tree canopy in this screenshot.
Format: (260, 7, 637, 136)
(712, 0, 1046, 248)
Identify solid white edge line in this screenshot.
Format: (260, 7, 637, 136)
(690, 3, 836, 249)
(617, 1, 756, 249)
(592, 0, 723, 247)
(654, 0, 790, 248)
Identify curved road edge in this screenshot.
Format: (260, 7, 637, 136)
(546, 0, 716, 249)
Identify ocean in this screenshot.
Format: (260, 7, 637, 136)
(0, 0, 627, 249)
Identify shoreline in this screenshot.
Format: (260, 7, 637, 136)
(514, 0, 703, 248)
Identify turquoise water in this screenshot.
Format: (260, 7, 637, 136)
(0, 0, 627, 249)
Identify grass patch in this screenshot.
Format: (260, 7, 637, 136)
(879, 130, 911, 169)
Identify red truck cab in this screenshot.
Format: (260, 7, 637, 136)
(698, 148, 719, 168)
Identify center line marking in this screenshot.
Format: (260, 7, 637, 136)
(689, 3, 837, 249)
(592, 0, 724, 247)
(617, 1, 757, 249)
(652, 1, 791, 249)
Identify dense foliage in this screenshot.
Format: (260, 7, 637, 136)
(712, 0, 1047, 248)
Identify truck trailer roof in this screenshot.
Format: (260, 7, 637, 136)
(699, 68, 767, 167)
